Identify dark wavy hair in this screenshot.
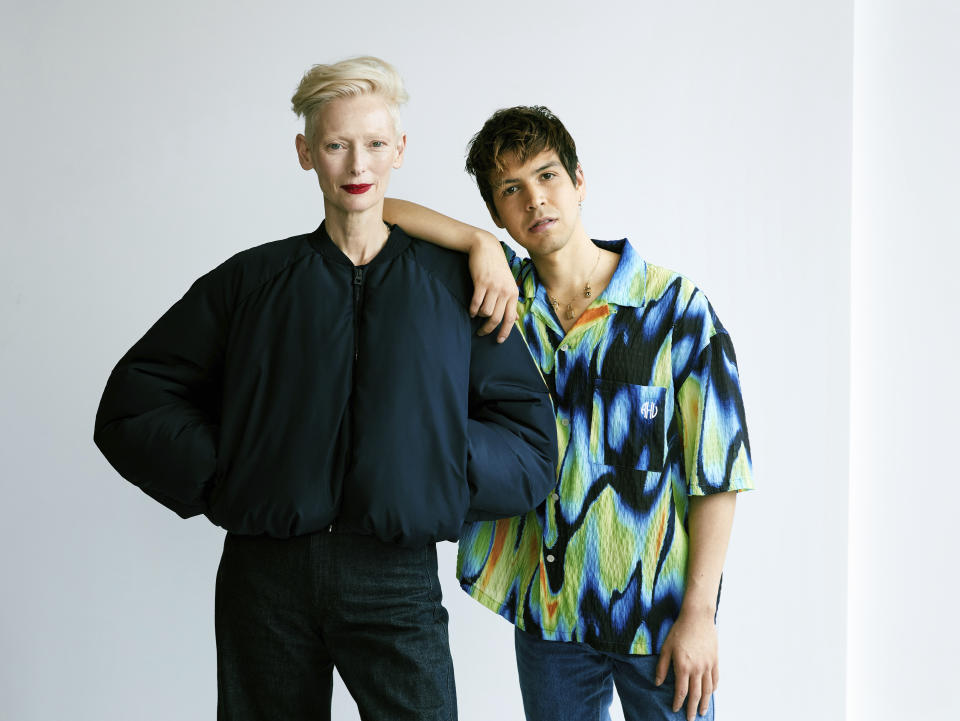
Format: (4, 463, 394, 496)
(465, 105, 579, 213)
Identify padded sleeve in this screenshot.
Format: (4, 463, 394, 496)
(93, 267, 232, 518)
(464, 325, 558, 521)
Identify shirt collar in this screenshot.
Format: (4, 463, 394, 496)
(521, 238, 647, 309)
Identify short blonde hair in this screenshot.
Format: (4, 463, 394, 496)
(291, 56, 408, 145)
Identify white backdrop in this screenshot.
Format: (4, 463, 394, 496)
(1, 2, 856, 719)
(848, 2, 960, 719)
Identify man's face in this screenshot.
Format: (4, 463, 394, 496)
(487, 149, 584, 258)
(296, 94, 405, 215)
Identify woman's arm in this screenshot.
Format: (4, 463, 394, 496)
(383, 198, 518, 342)
(93, 269, 230, 518)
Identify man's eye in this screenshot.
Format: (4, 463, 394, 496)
(503, 186, 518, 196)
(371, 140, 386, 148)
(542, 172, 556, 180)
(327, 143, 343, 150)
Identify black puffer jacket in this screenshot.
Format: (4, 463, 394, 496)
(94, 223, 557, 546)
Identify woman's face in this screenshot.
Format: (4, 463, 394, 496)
(296, 94, 405, 218)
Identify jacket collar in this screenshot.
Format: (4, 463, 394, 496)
(308, 221, 412, 266)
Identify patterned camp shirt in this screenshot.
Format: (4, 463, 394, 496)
(457, 238, 754, 655)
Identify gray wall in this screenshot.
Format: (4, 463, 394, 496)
(1, 2, 857, 719)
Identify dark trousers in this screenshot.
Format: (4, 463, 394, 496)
(514, 629, 713, 721)
(215, 531, 457, 721)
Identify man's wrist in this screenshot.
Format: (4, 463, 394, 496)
(678, 598, 718, 619)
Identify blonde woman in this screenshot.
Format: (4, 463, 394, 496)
(93, 57, 557, 721)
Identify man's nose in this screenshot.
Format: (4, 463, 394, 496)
(526, 188, 546, 211)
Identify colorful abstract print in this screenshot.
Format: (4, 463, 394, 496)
(457, 239, 753, 655)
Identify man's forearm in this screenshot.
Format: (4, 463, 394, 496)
(657, 491, 738, 720)
(682, 491, 737, 614)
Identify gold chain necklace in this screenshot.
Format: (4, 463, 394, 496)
(547, 248, 601, 320)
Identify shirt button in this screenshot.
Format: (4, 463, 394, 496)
(551, 492, 559, 501)
(560, 418, 569, 427)
(559, 344, 568, 352)
(546, 554, 555, 563)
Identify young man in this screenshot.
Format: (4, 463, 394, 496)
(93, 61, 558, 721)
(387, 105, 753, 721)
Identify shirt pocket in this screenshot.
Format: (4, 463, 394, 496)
(589, 380, 667, 473)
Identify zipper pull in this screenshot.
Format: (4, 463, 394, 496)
(353, 268, 363, 285)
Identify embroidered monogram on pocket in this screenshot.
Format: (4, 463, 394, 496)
(590, 381, 666, 472)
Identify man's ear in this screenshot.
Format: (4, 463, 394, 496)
(575, 162, 586, 203)
(486, 202, 504, 229)
(295, 134, 313, 171)
(393, 133, 407, 169)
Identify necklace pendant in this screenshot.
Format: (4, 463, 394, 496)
(584, 283, 592, 298)
(564, 304, 575, 320)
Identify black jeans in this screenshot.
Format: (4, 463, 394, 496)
(215, 530, 457, 720)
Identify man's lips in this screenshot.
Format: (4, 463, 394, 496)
(529, 217, 557, 232)
(341, 184, 373, 194)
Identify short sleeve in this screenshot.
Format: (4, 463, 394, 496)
(673, 294, 754, 496)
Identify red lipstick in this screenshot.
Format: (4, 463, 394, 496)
(341, 184, 373, 194)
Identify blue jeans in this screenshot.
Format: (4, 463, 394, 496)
(515, 628, 714, 721)
(215, 531, 457, 721)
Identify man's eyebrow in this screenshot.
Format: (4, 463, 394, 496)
(495, 161, 562, 188)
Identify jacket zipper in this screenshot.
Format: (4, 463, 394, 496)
(353, 266, 364, 361)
